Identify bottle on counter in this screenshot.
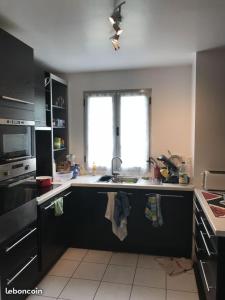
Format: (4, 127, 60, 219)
(179, 162, 189, 184)
(92, 162, 97, 176)
(53, 160, 56, 180)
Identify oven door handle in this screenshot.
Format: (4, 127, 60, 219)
(2, 95, 34, 105)
(5, 156, 32, 162)
(6, 255, 37, 286)
(5, 228, 37, 253)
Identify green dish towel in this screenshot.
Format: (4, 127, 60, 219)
(54, 197, 64, 216)
(145, 194, 163, 227)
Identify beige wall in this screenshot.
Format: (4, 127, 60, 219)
(194, 48, 225, 187)
(66, 65, 193, 166)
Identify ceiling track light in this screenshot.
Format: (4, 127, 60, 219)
(111, 34, 120, 51)
(109, 1, 126, 50)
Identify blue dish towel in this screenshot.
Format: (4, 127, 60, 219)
(145, 194, 163, 227)
(113, 191, 131, 227)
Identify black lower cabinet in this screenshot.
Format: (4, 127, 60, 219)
(0, 222, 39, 300)
(38, 189, 72, 275)
(2, 255, 38, 300)
(194, 196, 225, 300)
(70, 187, 193, 257)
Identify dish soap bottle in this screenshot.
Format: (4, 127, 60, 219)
(179, 162, 188, 184)
(92, 162, 97, 176)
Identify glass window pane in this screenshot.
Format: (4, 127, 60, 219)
(86, 96, 113, 169)
(120, 95, 149, 173)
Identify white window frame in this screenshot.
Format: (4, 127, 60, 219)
(84, 89, 151, 173)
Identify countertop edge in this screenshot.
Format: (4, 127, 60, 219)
(36, 176, 194, 205)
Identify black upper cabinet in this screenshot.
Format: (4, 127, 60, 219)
(0, 28, 34, 104)
(34, 62, 46, 126)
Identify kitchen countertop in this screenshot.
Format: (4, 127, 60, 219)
(36, 175, 194, 205)
(195, 189, 225, 237)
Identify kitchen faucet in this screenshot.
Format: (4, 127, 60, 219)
(111, 156, 122, 177)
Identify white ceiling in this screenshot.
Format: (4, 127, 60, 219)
(0, 0, 225, 73)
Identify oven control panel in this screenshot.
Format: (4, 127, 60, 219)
(0, 158, 36, 182)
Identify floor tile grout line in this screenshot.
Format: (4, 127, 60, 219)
(165, 269, 167, 300)
(93, 250, 114, 299)
(128, 253, 139, 300)
(56, 248, 88, 299)
(70, 248, 89, 278)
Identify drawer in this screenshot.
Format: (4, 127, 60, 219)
(197, 259, 217, 300)
(1, 253, 39, 300)
(194, 198, 217, 253)
(0, 223, 37, 276)
(195, 229, 216, 261)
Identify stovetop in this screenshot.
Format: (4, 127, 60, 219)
(0, 181, 60, 216)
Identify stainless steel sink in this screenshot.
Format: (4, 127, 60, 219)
(97, 175, 139, 184)
(114, 176, 139, 183)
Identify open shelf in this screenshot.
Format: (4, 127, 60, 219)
(53, 147, 66, 152)
(52, 105, 66, 110)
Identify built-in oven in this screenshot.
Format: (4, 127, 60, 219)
(0, 118, 36, 181)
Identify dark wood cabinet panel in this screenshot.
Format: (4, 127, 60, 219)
(70, 187, 193, 257)
(34, 63, 46, 126)
(38, 189, 72, 275)
(0, 222, 39, 300)
(0, 28, 34, 104)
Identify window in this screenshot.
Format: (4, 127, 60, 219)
(84, 90, 150, 174)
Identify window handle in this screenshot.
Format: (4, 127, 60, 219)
(116, 126, 120, 136)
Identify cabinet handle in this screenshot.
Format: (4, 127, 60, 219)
(44, 201, 56, 210)
(2, 95, 34, 105)
(195, 239, 203, 253)
(97, 192, 133, 195)
(195, 215, 202, 227)
(200, 230, 213, 257)
(194, 201, 200, 213)
(200, 260, 214, 292)
(64, 191, 72, 197)
(6, 255, 37, 286)
(145, 193, 184, 198)
(5, 228, 37, 253)
(200, 217, 214, 239)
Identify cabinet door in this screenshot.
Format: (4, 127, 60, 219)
(69, 188, 113, 250)
(1, 254, 38, 300)
(0, 29, 34, 103)
(130, 190, 193, 257)
(39, 190, 72, 273)
(34, 64, 46, 126)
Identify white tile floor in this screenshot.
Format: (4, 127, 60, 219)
(27, 248, 199, 300)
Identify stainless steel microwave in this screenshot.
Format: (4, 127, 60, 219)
(0, 118, 35, 165)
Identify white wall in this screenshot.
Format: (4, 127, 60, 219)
(66, 65, 193, 166)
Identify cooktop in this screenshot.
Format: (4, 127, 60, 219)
(0, 181, 60, 216)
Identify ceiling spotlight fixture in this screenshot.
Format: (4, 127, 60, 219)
(113, 23, 123, 35)
(109, 1, 126, 50)
(112, 34, 120, 51)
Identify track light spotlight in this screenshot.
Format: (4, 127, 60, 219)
(113, 23, 123, 35)
(112, 35, 120, 51)
(109, 16, 116, 25)
(109, 1, 126, 50)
